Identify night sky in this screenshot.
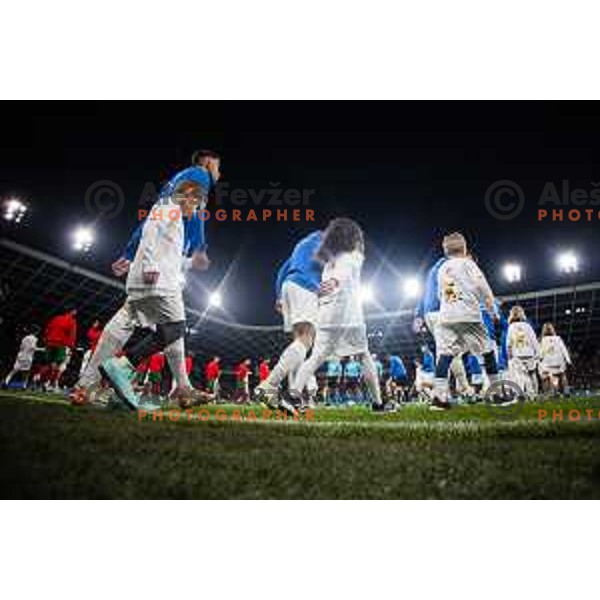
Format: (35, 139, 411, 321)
(2, 102, 600, 324)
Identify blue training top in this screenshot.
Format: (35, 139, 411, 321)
(275, 230, 323, 297)
(415, 256, 447, 319)
(122, 166, 213, 260)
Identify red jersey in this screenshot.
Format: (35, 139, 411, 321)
(205, 360, 221, 381)
(235, 363, 250, 382)
(136, 357, 149, 374)
(185, 356, 193, 375)
(45, 313, 77, 348)
(148, 353, 165, 373)
(259, 361, 270, 382)
(87, 325, 102, 352)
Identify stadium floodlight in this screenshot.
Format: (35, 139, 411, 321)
(502, 263, 522, 284)
(402, 276, 422, 299)
(72, 226, 94, 252)
(209, 291, 223, 308)
(3, 198, 27, 223)
(557, 251, 579, 274)
(359, 284, 374, 304)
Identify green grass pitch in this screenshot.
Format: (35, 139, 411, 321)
(1, 390, 600, 498)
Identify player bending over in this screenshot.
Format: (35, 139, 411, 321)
(71, 150, 221, 410)
(431, 232, 504, 411)
(289, 218, 390, 412)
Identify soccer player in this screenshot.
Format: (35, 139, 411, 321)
(324, 356, 342, 405)
(4, 326, 40, 389)
(254, 229, 323, 405)
(413, 255, 447, 345)
(41, 308, 78, 392)
(205, 356, 221, 398)
(506, 305, 540, 399)
(258, 358, 270, 383)
(414, 345, 435, 402)
(234, 358, 252, 403)
(465, 354, 484, 396)
(72, 149, 221, 409)
(87, 320, 103, 353)
(343, 356, 362, 403)
(431, 232, 503, 410)
(289, 218, 388, 412)
(386, 353, 408, 404)
(539, 323, 571, 396)
(147, 351, 165, 396)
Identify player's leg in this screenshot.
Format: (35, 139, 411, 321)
(431, 323, 456, 410)
(289, 330, 336, 410)
(73, 303, 136, 404)
(259, 322, 314, 394)
(259, 282, 318, 397)
(4, 367, 18, 387)
(358, 351, 383, 407)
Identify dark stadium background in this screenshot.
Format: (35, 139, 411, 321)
(1, 102, 599, 324)
(2, 100, 600, 391)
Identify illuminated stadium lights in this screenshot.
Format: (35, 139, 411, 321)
(209, 291, 223, 308)
(72, 227, 94, 252)
(3, 198, 27, 223)
(502, 263, 522, 283)
(402, 276, 422, 299)
(359, 284, 375, 304)
(557, 251, 579, 274)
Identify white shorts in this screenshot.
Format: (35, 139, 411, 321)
(539, 363, 566, 377)
(127, 294, 185, 327)
(281, 281, 319, 333)
(13, 355, 34, 372)
(313, 324, 368, 359)
(436, 321, 488, 357)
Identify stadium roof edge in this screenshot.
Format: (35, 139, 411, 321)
(0, 237, 124, 292)
(3, 237, 600, 325)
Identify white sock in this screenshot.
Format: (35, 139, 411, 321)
(164, 337, 191, 389)
(306, 375, 318, 396)
(360, 353, 382, 405)
(266, 340, 307, 388)
(434, 377, 449, 401)
(79, 332, 128, 388)
(4, 370, 16, 386)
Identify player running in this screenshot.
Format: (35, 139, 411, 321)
(289, 218, 389, 412)
(254, 229, 323, 406)
(41, 308, 78, 392)
(71, 150, 221, 409)
(3, 325, 40, 389)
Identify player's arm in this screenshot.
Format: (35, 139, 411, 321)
(560, 338, 572, 365)
(274, 258, 291, 311)
(183, 211, 209, 271)
(470, 261, 497, 318)
(112, 221, 144, 277)
(137, 218, 165, 284)
(529, 324, 541, 358)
